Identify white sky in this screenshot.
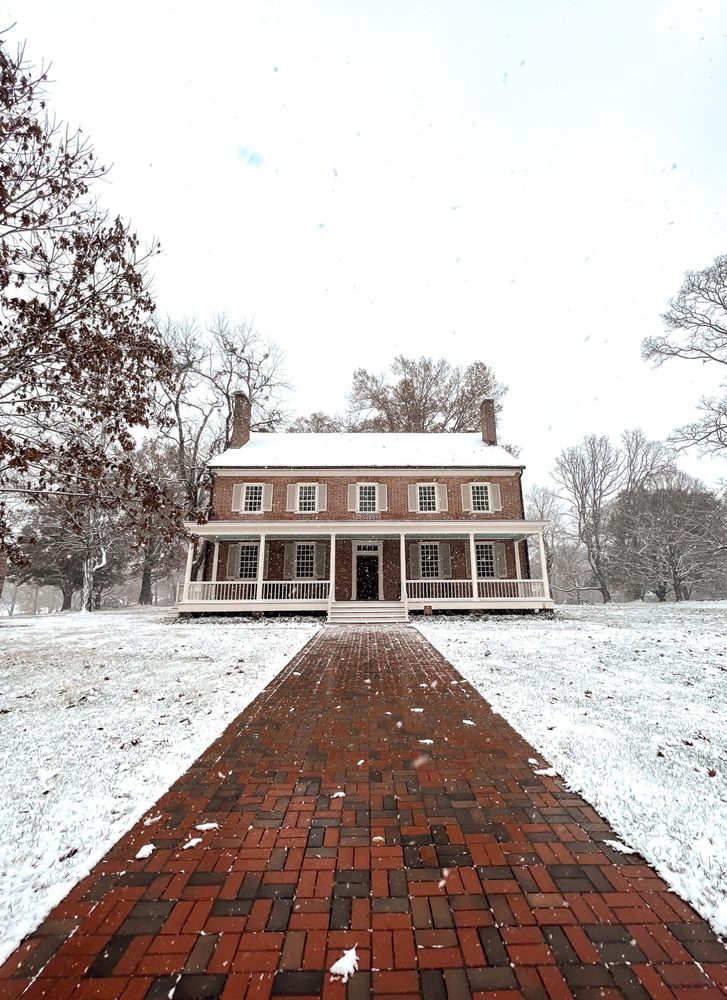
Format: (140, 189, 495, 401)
(5, 0, 727, 487)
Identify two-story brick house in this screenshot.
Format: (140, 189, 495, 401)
(178, 393, 553, 621)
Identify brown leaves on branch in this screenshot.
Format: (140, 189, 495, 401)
(0, 33, 174, 564)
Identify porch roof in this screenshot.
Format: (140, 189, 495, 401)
(185, 519, 547, 540)
(209, 433, 521, 470)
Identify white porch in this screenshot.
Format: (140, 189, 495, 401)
(177, 519, 553, 616)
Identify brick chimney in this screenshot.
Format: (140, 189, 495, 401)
(230, 391, 252, 448)
(480, 397, 497, 445)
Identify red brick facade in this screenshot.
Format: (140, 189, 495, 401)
(211, 473, 524, 522)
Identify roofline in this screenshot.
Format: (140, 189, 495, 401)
(208, 464, 525, 473)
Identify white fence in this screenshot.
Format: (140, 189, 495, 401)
(406, 579, 474, 600)
(477, 579, 546, 599)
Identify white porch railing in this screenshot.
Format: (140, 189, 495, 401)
(177, 580, 330, 603)
(405, 578, 546, 600)
(261, 580, 330, 601)
(406, 579, 475, 600)
(477, 579, 546, 599)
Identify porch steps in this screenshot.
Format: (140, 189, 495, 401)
(327, 601, 410, 625)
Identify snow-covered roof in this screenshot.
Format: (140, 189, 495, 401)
(209, 433, 522, 469)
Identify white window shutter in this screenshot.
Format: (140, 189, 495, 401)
(460, 483, 472, 512)
(286, 484, 296, 512)
(227, 543, 241, 579)
(231, 484, 243, 513)
(494, 542, 507, 577)
(408, 484, 418, 512)
(317, 483, 327, 511)
(408, 542, 421, 579)
(437, 484, 448, 512)
(348, 484, 357, 512)
(315, 543, 326, 579)
(378, 483, 388, 511)
(262, 484, 273, 511)
(440, 543, 452, 579)
(490, 483, 502, 512)
(283, 543, 295, 579)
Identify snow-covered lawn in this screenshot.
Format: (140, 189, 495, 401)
(0, 609, 319, 965)
(417, 602, 727, 935)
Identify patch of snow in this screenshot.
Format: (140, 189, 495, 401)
(0, 608, 319, 964)
(135, 844, 155, 860)
(329, 944, 359, 983)
(419, 739, 434, 745)
(331, 791, 345, 798)
(604, 839, 638, 855)
(534, 767, 558, 777)
(417, 602, 727, 934)
(462, 719, 475, 726)
(194, 822, 219, 832)
(356, 759, 365, 766)
(182, 837, 202, 850)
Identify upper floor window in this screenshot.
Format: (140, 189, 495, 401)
(347, 483, 388, 513)
(358, 484, 377, 512)
(408, 483, 448, 513)
(243, 484, 263, 512)
(461, 482, 502, 513)
(471, 484, 491, 512)
(418, 485, 437, 512)
(297, 484, 317, 512)
(231, 482, 272, 514)
(286, 483, 328, 514)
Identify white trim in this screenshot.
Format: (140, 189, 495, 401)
(184, 518, 549, 537)
(214, 467, 522, 478)
(356, 482, 379, 513)
(239, 482, 266, 513)
(211, 541, 220, 582)
(352, 540, 383, 600)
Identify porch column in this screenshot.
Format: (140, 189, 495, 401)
(256, 534, 266, 601)
(329, 533, 336, 603)
(211, 541, 220, 582)
(514, 539, 521, 579)
(400, 533, 407, 602)
(182, 541, 194, 602)
(537, 531, 551, 600)
(468, 533, 478, 600)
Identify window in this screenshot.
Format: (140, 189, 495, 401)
(243, 484, 263, 512)
(297, 484, 317, 512)
(358, 484, 377, 512)
(238, 543, 260, 579)
(471, 484, 491, 512)
(295, 542, 315, 578)
(476, 543, 495, 578)
(420, 542, 440, 578)
(418, 484, 437, 512)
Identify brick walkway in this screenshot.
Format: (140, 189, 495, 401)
(3, 626, 726, 1000)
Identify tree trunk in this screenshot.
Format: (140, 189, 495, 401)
(138, 560, 153, 605)
(81, 555, 95, 611)
(61, 584, 74, 611)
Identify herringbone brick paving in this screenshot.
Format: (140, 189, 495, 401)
(2, 625, 726, 999)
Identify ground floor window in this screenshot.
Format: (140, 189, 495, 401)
(420, 542, 440, 578)
(476, 542, 495, 578)
(295, 542, 316, 578)
(239, 543, 259, 579)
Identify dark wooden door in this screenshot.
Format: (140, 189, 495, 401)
(356, 555, 379, 600)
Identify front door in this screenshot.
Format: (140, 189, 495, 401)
(356, 554, 379, 600)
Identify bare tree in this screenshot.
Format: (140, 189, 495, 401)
(643, 255, 727, 453)
(621, 428, 676, 491)
(348, 356, 506, 431)
(552, 435, 625, 602)
(525, 485, 564, 593)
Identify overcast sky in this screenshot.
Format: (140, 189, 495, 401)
(5, 0, 727, 487)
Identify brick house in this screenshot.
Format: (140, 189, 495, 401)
(178, 393, 553, 621)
